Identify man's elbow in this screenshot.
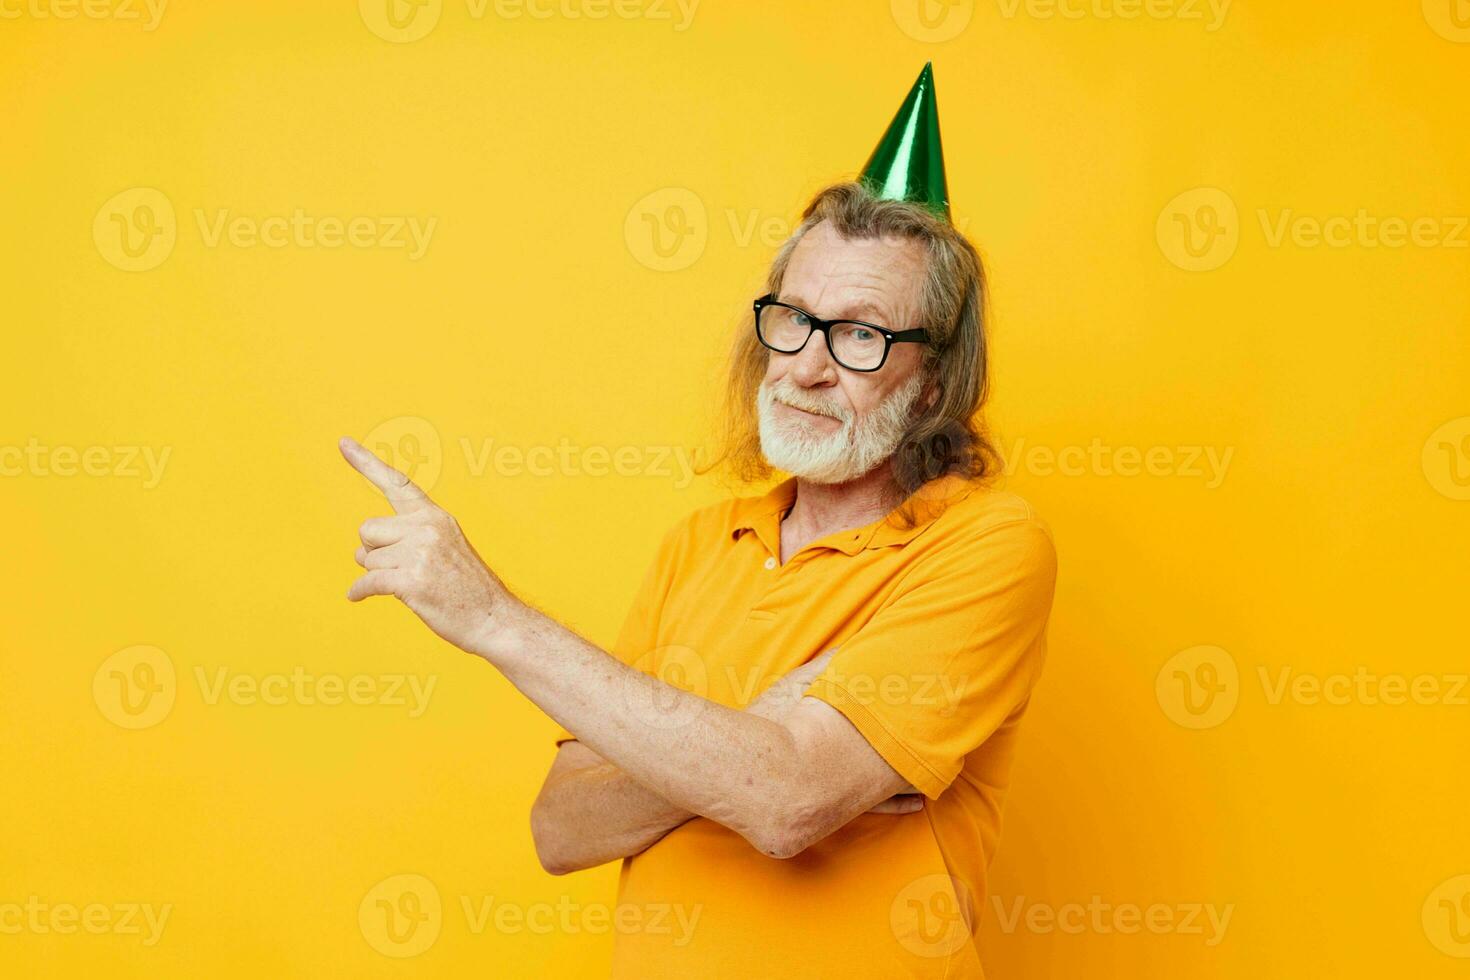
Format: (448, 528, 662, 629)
(753, 831, 813, 860)
(535, 845, 577, 877)
(539, 857, 578, 877)
(529, 805, 580, 876)
(744, 802, 830, 860)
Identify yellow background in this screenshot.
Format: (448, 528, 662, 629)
(3, 0, 1468, 975)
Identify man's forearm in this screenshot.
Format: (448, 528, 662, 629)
(530, 647, 845, 873)
(483, 605, 819, 857)
(531, 758, 693, 874)
(337, 438, 891, 858)
(337, 435, 899, 859)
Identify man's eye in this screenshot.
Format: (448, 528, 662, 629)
(850, 327, 876, 343)
(791, 312, 811, 327)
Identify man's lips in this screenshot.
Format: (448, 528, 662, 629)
(776, 400, 841, 423)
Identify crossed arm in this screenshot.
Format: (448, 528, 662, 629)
(338, 437, 924, 865)
(529, 653, 924, 874)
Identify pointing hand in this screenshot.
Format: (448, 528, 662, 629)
(339, 436, 518, 657)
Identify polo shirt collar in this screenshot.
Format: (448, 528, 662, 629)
(728, 472, 979, 558)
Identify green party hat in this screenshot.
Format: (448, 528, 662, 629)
(858, 62, 950, 221)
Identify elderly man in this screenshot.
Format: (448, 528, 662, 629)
(340, 64, 1056, 979)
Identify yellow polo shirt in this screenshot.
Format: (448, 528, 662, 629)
(553, 473, 1057, 978)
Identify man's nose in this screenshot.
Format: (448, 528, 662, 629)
(786, 329, 839, 386)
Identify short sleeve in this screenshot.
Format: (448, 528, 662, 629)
(550, 514, 689, 746)
(802, 517, 1058, 798)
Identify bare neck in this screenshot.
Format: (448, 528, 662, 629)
(778, 463, 900, 564)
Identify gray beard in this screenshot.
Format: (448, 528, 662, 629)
(755, 370, 925, 484)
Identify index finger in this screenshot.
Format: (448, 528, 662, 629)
(792, 647, 838, 678)
(339, 436, 431, 513)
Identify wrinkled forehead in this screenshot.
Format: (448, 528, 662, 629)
(779, 221, 928, 328)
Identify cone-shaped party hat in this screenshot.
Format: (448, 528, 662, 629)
(858, 62, 950, 221)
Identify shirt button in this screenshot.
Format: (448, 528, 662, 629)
(763, 556, 777, 570)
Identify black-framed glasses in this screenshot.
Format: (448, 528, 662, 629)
(753, 294, 930, 372)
